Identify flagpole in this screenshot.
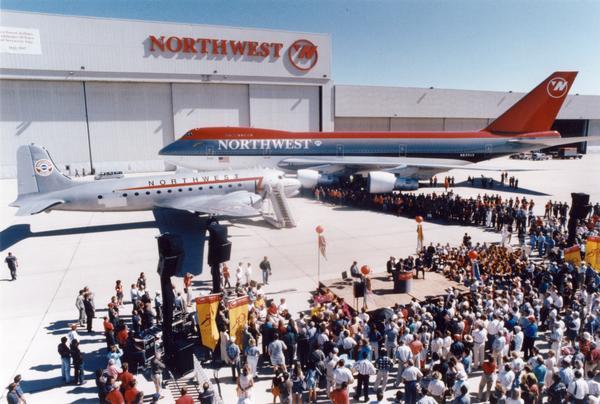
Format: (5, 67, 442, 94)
(317, 236, 321, 286)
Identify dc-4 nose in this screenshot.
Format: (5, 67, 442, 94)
(283, 177, 301, 197)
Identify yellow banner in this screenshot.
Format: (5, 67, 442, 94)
(196, 294, 221, 350)
(586, 236, 600, 271)
(565, 245, 581, 266)
(227, 296, 249, 347)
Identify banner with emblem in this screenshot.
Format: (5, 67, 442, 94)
(195, 294, 222, 350)
(227, 296, 249, 347)
(585, 236, 600, 271)
(564, 245, 581, 266)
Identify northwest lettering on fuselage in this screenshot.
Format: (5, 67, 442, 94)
(218, 139, 315, 150)
(147, 174, 240, 187)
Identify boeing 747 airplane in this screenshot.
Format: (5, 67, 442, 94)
(159, 71, 591, 192)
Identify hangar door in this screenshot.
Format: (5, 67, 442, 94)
(0, 80, 89, 178)
(249, 85, 320, 131)
(85, 82, 174, 173)
(172, 83, 250, 137)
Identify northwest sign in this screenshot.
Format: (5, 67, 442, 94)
(148, 35, 319, 72)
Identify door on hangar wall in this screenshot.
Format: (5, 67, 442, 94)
(0, 80, 90, 178)
(84, 82, 174, 173)
(172, 83, 250, 137)
(249, 84, 320, 131)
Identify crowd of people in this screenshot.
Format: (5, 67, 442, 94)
(9, 171, 600, 404)
(203, 197, 600, 403)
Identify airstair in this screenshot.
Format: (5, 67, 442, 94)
(262, 182, 297, 228)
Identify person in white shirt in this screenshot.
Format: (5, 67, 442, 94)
(498, 364, 515, 392)
(505, 388, 524, 404)
(471, 323, 487, 368)
(394, 340, 413, 387)
(512, 326, 524, 353)
(67, 324, 80, 344)
(235, 263, 244, 286)
(244, 262, 252, 285)
(352, 352, 377, 402)
(326, 349, 339, 394)
(587, 370, 600, 403)
(568, 370, 589, 403)
(426, 371, 446, 400)
(333, 359, 354, 388)
(401, 360, 423, 404)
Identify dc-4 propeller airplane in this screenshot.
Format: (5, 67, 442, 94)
(159, 71, 591, 193)
(10, 144, 300, 219)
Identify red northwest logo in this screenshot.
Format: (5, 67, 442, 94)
(547, 77, 569, 98)
(288, 39, 318, 72)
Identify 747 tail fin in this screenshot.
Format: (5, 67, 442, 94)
(485, 71, 578, 134)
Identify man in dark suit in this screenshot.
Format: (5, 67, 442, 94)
(83, 293, 95, 333)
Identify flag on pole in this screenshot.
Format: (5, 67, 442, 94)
(318, 234, 327, 260)
(227, 296, 249, 347)
(564, 245, 582, 266)
(585, 236, 600, 271)
(196, 294, 221, 350)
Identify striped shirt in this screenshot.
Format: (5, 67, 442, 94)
(375, 356, 393, 371)
(352, 359, 377, 376)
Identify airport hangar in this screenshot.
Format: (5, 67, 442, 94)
(1, 10, 600, 180)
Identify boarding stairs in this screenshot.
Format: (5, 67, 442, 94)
(165, 356, 224, 403)
(262, 182, 297, 228)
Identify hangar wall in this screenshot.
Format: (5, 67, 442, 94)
(0, 80, 90, 177)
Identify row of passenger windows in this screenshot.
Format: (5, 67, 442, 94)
(97, 183, 245, 199)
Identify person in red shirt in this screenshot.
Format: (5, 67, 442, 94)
(123, 379, 140, 404)
(175, 387, 194, 404)
(479, 355, 497, 402)
(105, 380, 125, 404)
(409, 335, 424, 367)
(118, 363, 135, 395)
(330, 382, 350, 404)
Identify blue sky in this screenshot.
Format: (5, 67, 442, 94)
(2, 0, 599, 94)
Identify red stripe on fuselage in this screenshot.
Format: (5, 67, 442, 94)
(183, 127, 560, 141)
(117, 176, 264, 191)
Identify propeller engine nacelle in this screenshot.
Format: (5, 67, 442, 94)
(297, 169, 338, 188)
(367, 172, 419, 193)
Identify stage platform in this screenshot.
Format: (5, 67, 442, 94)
(320, 271, 468, 311)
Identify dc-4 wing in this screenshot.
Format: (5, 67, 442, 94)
(155, 190, 262, 217)
(10, 196, 65, 216)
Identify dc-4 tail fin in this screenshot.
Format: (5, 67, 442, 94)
(485, 71, 577, 134)
(16, 144, 73, 196)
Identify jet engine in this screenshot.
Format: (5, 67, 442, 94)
(367, 172, 419, 193)
(297, 169, 337, 188)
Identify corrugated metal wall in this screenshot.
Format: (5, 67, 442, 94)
(0, 80, 90, 178)
(335, 117, 490, 132)
(249, 85, 319, 131)
(85, 82, 174, 173)
(0, 80, 321, 178)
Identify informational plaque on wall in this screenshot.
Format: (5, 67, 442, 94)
(0, 27, 42, 55)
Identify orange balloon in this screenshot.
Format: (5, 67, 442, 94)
(360, 265, 371, 275)
(468, 250, 478, 260)
(315, 225, 324, 234)
(415, 216, 423, 223)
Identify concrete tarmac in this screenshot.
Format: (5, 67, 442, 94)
(0, 153, 598, 403)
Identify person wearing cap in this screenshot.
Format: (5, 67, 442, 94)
(373, 347, 393, 393)
(427, 370, 446, 402)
